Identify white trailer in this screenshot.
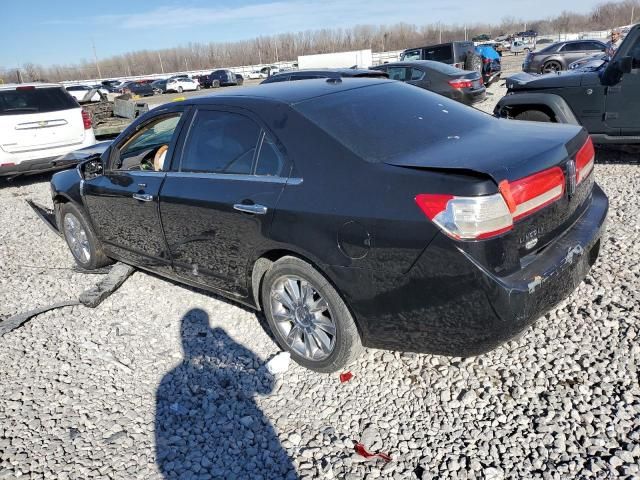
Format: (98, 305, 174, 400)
(297, 49, 373, 69)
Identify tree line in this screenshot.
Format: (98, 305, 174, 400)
(2, 0, 638, 83)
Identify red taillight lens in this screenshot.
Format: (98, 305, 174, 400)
(506, 167, 565, 221)
(576, 137, 595, 184)
(415, 193, 513, 240)
(448, 79, 474, 89)
(415, 167, 566, 241)
(81, 110, 92, 130)
(16, 86, 35, 91)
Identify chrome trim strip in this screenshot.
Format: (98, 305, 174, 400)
(166, 171, 301, 184)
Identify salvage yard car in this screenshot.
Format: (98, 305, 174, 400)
(0, 83, 96, 177)
(495, 23, 640, 144)
(370, 61, 486, 105)
(522, 39, 606, 73)
(49, 78, 607, 372)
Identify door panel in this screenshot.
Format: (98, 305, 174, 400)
(160, 175, 286, 295)
(605, 35, 640, 134)
(159, 107, 289, 296)
(82, 110, 187, 270)
(83, 172, 169, 269)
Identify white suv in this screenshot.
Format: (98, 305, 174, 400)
(0, 83, 96, 176)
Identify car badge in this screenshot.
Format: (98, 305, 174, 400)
(39, 121, 47, 127)
(566, 159, 576, 197)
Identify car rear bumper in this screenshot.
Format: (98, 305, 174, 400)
(0, 133, 96, 176)
(333, 183, 608, 356)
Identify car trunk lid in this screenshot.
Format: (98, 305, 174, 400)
(385, 120, 594, 274)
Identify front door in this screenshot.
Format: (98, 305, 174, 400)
(82, 109, 188, 270)
(159, 107, 289, 297)
(605, 31, 640, 135)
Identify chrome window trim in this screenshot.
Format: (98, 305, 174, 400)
(165, 171, 302, 185)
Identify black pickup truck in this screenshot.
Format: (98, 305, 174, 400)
(495, 24, 640, 144)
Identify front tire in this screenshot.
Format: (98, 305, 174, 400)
(261, 257, 363, 373)
(515, 110, 553, 122)
(60, 203, 112, 270)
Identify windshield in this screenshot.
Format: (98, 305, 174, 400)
(295, 82, 487, 163)
(0, 87, 78, 115)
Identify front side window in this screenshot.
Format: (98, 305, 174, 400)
(181, 110, 261, 174)
(113, 114, 182, 171)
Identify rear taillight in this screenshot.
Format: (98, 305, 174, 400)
(448, 79, 474, 89)
(415, 193, 513, 240)
(415, 166, 566, 240)
(576, 137, 595, 184)
(502, 167, 565, 221)
(81, 110, 92, 130)
(16, 86, 35, 91)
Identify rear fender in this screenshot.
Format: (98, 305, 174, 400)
(494, 93, 580, 125)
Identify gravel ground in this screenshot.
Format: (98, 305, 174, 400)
(0, 57, 639, 479)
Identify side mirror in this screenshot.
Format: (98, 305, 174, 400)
(83, 158, 103, 179)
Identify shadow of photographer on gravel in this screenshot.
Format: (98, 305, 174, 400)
(155, 308, 297, 479)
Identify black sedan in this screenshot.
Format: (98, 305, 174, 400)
(260, 68, 387, 84)
(50, 78, 607, 372)
(119, 81, 155, 96)
(371, 61, 486, 105)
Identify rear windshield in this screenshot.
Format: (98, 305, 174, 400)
(0, 87, 78, 115)
(295, 82, 487, 163)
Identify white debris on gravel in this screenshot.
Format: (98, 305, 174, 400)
(0, 66, 639, 478)
(266, 351, 291, 375)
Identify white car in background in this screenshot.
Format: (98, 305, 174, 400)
(247, 70, 267, 79)
(165, 77, 200, 93)
(0, 83, 96, 177)
(65, 85, 108, 102)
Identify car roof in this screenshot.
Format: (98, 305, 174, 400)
(561, 39, 604, 44)
(183, 77, 395, 106)
(376, 60, 453, 68)
(0, 82, 62, 91)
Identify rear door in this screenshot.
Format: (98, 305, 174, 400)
(0, 86, 85, 156)
(82, 108, 189, 270)
(159, 106, 289, 296)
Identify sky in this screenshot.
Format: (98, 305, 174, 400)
(2, 0, 605, 67)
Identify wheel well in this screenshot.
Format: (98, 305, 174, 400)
(506, 104, 557, 122)
(251, 249, 312, 310)
(52, 194, 70, 229)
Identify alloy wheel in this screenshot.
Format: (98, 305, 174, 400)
(543, 61, 562, 73)
(270, 275, 337, 361)
(64, 213, 91, 264)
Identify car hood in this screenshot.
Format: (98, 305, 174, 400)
(384, 117, 583, 183)
(505, 70, 585, 90)
(56, 141, 111, 162)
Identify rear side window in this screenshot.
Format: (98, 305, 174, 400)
(295, 82, 486, 163)
(401, 49, 422, 61)
(0, 87, 78, 115)
(181, 110, 261, 174)
(387, 67, 408, 81)
(423, 45, 454, 63)
(410, 68, 425, 80)
(255, 134, 284, 176)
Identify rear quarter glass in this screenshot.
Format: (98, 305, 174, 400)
(0, 87, 78, 115)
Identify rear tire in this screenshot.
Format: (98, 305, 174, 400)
(515, 110, 553, 122)
(542, 60, 562, 73)
(261, 256, 363, 373)
(177, 86, 183, 93)
(60, 203, 113, 270)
